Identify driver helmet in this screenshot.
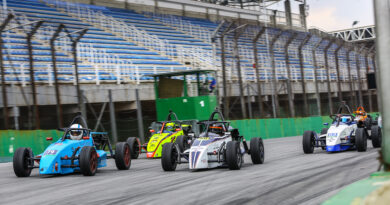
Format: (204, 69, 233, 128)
(341, 116, 351, 123)
(165, 122, 176, 132)
(70, 124, 83, 140)
(209, 124, 224, 135)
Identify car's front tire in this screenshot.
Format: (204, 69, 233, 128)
(250, 137, 264, 164)
(115, 142, 131, 170)
(303, 131, 315, 154)
(161, 143, 178, 171)
(126, 137, 140, 159)
(355, 128, 367, 152)
(226, 141, 242, 170)
(13, 147, 33, 177)
(80, 146, 98, 176)
(371, 125, 382, 148)
(176, 135, 190, 152)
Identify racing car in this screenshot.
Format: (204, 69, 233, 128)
(302, 102, 381, 154)
(13, 114, 132, 177)
(161, 109, 264, 171)
(125, 111, 198, 159)
(353, 106, 373, 130)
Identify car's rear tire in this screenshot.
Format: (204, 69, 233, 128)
(13, 147, 33, 177)
(250, 137, 264, 164)
(371, 125, 382, 148)
(226, 141, 242, 170)
(115, 142, 131, 170)
(176, 135, 189, 152)
(364, 116, 372, 130)
(80, 146, 98, 176)
(355, 128, 367, 152)
(303, 131, 315, 154)
(161, 143, 178, 171)
(126, 137, 140, 159)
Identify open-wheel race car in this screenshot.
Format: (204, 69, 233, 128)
(353, 106, 373, 130)
(161, 109, 264, 171)
(13, 114, 132, 177)
(125, 110, 199, 159)
(302, 102, 381, 154)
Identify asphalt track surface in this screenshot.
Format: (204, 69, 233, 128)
(0, 136, 380, 205)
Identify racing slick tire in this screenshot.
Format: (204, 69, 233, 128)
(161, 143, 178, 171)
(176, 135, 190, 152)
(356, 128, 368, 152)
(80, 146, 98, 176)
(371, 125, 382, 148)
(250, 137, 264, 164)
(226, 141, 242, 170)
(13, 147, 33, 177)
(126, 137, 140, 159)
(115, 142, 131, 170)
(303, 131, 315, 154)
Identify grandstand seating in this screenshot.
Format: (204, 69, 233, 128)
(0, 0, 373, 84)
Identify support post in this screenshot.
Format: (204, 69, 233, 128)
(50, 24, 65, 128)
(299, 2, 307, 30)
(284, 0, 293, 28)
(346, 46, 356, 108)
(65, 28, 88, 114)
(108, 89, 118, 143)
(355, 46, 364, 107)
(312, 39, 325, 116)
(0, 13, 14, 129)
(269, 30, 284, 118)
(365, 45, 375, 112)
(324, 39, 335, 115)
(219, 22, 234, 119)
(373, 0, 390, 169)
(247, 85, 252, 119)
(298, 33, 311, 116)
(284, 32, 298, 117)
(233, 25, 248, 119)
(136, 88, 145, 143)
(253, 27, 266, 118)
(27, 21, 44, 129)
(334, 40, 344, 102)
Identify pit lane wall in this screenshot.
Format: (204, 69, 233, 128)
(230, 116, 332, 140)
(0, 130, 63, 163)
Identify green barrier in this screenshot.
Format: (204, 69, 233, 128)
(0, 130, 63, 159)
(231, 116, 329, 140)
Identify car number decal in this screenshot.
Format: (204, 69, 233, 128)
(44, 150, 58, 155)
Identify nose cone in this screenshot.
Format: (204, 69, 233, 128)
(39, 155, 60, 174)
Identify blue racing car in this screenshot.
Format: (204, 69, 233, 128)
(13, 114, 132, 177)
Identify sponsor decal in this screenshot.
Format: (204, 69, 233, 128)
(55, 143, 63, 145)
(44, 150, 58, 155)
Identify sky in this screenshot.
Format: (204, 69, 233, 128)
(267, 0, 375, 31)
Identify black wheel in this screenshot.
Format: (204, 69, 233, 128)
(303, 131, 315, 154)
(161, 143, 178, 171)
(13, 147, 33, 177)
(250, 137, 264, 164)
(226, 141, 242, 170)
(176, 135, 190, 152)
(371, 125, 382, 148)
(115, 142, 131, 170)
(364, 116, 372, 130)
(126, 137, 140, 159)
(355, 128, 367, 152)
(79, 146, 98, 176)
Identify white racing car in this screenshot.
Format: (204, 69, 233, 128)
(303, 103, 381, 153)
(161, 109, 265, 171)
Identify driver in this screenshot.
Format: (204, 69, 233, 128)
(341, 116, 352, 124)
(164, 122, 176, 132)
(208, 124, 224, 136)
(70, 124, 83, 140)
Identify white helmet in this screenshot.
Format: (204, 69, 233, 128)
(70, 124, 83, 140)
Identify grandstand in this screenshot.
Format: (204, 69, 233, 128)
(0, 0, 377, 130)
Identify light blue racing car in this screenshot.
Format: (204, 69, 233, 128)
(13, 114, 134, 177)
